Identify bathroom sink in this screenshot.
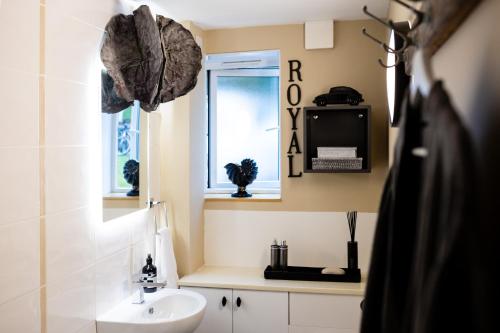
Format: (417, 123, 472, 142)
(97, 288, 206, 333)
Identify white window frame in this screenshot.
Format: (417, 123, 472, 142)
(207, 68, 281, 193)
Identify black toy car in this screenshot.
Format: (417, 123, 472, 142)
(313, 86, 364, 106)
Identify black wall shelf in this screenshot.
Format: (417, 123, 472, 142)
(303, 105, 371, 173)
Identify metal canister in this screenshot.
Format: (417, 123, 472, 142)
(279, 240, 288, 271)
(270, 239, 280, 270)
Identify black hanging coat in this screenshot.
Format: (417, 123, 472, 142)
(361, 90, 424, 333)
(405, 82, 478, 333)
(362, 82, 479, 332)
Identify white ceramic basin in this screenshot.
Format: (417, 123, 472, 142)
(97, 288, 206, 333)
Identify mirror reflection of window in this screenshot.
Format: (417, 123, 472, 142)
(102, 101, 140, 195)
(114, 103, 140, 192)
(101, 97, 143, 222)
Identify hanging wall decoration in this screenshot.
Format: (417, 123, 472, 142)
(100, 5, 202, 113)
(101, 5, 164, 111)
(287, 60, 303, 178)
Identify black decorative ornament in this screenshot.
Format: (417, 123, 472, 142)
(313, 86, 364, 106)
(224, 159, 258, 198)
(123, 159, 139, 197)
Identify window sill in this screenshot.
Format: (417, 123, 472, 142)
(103, 193, 139, 201)
(204, 193, 282, 202)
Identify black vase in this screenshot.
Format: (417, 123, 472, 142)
(347, 241, 358, 270)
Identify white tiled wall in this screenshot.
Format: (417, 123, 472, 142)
(0, 1, 157, 333)
(0, 218, 40, 305)
(0, 290, 41, 333)
(47, 267, 96, 333)
(95, 249, 130, 318)
(0, 1, 42, 333)
(0, 147, 40, 223)
(0, 70, 39, 147)
(0, 0, 40, 74)
(45, 79, 94, 146)
(45, 207, 95, 284)
(205, 210, 377, 273)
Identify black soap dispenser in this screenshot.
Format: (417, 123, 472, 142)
(142, 254, 157, 293)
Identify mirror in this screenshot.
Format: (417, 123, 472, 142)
(101, 99, 149, 222)
(387, 21, 411, 127)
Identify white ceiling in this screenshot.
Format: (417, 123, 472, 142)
(151, 0, 389, 29)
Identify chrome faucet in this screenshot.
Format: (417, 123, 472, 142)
(132, 279, 166, 304)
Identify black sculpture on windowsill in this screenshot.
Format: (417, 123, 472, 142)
(224, 159, 258, 198)
(123, 159, 139, 197)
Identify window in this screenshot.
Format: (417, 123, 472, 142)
(102, 101, 140, 194)
(207, 51, 280, 192)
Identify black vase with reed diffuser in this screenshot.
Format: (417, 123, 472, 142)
(347, 211, 359, 271)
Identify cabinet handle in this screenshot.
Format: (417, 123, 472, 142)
(221, 296, 227, 307)
(236, 297, 242, 307)
(360, 299, 365, 311)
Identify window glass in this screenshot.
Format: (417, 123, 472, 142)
(214, 75, 280, 185)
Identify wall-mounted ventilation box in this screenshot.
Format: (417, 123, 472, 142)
(303, 105, 371, 173)
(305, 20, 334, 49)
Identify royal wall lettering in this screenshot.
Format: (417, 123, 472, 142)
(287, 60, 303, 178)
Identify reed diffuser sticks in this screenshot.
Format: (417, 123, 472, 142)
(346, 211, 358, 270)
(347, 211, 357, 242)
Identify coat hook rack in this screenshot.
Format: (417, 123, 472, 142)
(362, 5, 412, 52)
(362, 4, 414, 68)
(362, 28, 401, 54)
(392, 0, 425, 31)
(363, 0, 481, 63)
(362, 28, 403, 68)
(379, 53, 401, 69)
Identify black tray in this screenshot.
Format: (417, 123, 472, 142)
(264, 265, 361, 283)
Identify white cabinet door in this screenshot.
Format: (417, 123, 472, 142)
(289, 326, 357, 333)
(181, 287, 233, 333)
(233, 290, 288, 333)
(289, 293, 363, 330)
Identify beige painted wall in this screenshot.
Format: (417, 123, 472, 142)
(187, 23, 208, 275)
(160, 22, 206, 276)
(203, 21, 389, 212)
(160, 21, 389, 275)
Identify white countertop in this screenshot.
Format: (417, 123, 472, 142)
(178, 266, 366, 296)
